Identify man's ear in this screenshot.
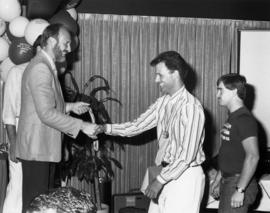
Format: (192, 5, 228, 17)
(48, 37, 57, 48)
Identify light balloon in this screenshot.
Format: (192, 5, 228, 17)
(0, 0, 21, 22)
(9, 16, 29, 38)
(24, 19, 49, 45)
(66, 8, 78, 21)
(0, 37, 9, 61)
(0, 57, 15, 82)
(0, 18, 5, 36)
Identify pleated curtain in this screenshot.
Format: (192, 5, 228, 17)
(1, 14, 270, 195)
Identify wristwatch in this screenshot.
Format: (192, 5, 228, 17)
(235, 186, 245, 193)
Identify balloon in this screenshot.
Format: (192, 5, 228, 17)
(0, 18, 5, 36)
(26, 0, 64, 20)
(9, 37, 34, 65)
(0, 57, 15, 82)
(24, 19, 49, 45)
(66, 8, 78, 21)
(65, 0, 82, 9)
(0, 0, 21, 22)
(0, 37, 9, 61)
(5, 23, 17, 42)
(50, 10, 78, 35)
(9, 16, 29, 38)
(71, 34, 79, 52)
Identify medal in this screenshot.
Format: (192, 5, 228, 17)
(163, 131, 169, 138)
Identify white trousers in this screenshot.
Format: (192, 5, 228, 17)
(148, 166, 205, 213)
(3, 160, 22, 213)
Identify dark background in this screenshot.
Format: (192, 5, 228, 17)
(22, 0, 270, 21)
(76, 0, 270, 21)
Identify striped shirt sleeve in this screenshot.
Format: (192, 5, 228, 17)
(105, 99, 160, 137)
(157, 103, 205, 183)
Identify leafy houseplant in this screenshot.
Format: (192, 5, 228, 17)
(59, 72, 123, 211)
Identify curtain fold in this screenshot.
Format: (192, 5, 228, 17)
(1, 14, 270, 195)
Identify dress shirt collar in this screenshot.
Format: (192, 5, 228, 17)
(40, 49, 57, 74)
(169, 86, 185, 101)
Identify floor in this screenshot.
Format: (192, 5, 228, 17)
(201, 209, 269, 213)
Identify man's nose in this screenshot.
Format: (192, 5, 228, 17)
(155, 76, 160, 83)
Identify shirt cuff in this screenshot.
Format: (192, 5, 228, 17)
(3, 119, 16, 126)
(156, 175, 167, 185)
(105, 124, 112, 134)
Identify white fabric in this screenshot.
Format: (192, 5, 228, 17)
(2, 63, 28, 213)
(148, 166, 205, 213)
(2, 63, 28, 126)
(2, 161, 22, 213)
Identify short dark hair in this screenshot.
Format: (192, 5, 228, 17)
(150, 51, 189, 81)
(217, 73, 247, 100)
(39, 23, 68, 48)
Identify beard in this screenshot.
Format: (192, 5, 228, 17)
(53, 44, 67, 62)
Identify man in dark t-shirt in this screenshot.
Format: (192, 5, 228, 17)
(210, 74, 259, 213)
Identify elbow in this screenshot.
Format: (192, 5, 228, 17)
(250, 153, 260, 166)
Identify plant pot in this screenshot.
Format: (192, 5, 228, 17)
(97, 203, 109, 213)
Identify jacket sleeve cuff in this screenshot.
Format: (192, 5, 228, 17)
(156, 175, 167, 185)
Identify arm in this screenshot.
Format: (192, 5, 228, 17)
(5, 125, 18, 162)
(157, 104, 205, 183)
(65, 102, 90, 115)
(231, 136, 259, 208)
(28, 63, 92, 138)
(2, 67, 20, 162)
(104, 98, 162, 137)
(210, 170, 222, 199)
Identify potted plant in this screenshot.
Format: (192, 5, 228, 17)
(59, 72, 123, 212)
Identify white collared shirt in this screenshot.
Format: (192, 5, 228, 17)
(3, 63, 29, 128)
(40, 49, 57, 75)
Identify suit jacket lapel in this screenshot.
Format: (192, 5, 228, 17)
(37, 51, 65, 111)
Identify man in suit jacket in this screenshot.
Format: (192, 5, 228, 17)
(16, 24, 99, 212)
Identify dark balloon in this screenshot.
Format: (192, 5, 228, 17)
(9, 37, 34, 65)
(26, 0, 64, 20)
(71, 34, 79, 52)
(50, 10, 79, 35)
(65, 0, 82, 9)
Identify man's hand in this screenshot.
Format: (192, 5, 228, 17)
(145, 179, 163, 199)
(67, 102, 90, 115)
(231, 191, 244, 208)
(210, 181, 220, 200)
(81, 122, 101, 139)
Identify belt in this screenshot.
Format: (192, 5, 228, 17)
(161, 161, 200, 168)
(161, 161, 169, 167)
(222, 172, 240, 178)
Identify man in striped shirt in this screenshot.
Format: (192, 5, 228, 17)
(100, 51, 206, 213)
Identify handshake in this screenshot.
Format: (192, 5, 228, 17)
(81, 122, 106, 139)
(69, 102, 107, 139)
